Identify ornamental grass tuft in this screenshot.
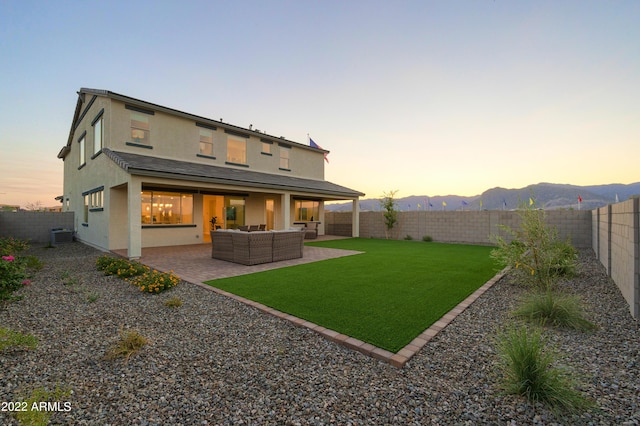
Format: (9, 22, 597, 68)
(514, 290, 597, 331)
(496, 325, 592, 413)
(104, 327, 148, 363)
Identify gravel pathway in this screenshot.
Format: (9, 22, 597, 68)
(1, 242, 639, 425)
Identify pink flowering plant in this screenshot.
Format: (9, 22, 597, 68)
(0, 237, 30, 300)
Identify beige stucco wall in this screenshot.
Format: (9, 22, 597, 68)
(108, 99, 325, 180)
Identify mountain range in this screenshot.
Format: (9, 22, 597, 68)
(325, 182, 640, 212)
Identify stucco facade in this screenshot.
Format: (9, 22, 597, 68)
(58, 89, 363, 258)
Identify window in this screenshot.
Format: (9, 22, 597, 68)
(226, 137, 246, 164)
(90, 190, 103, 210)
(295, 200, 319, 221)
(225, 197, 245, 229)
(93, 115, 103, 155)
(199, 128, 214, 157)
(279, 145, 290, 170)
(78, 135, 85, 167)
(141, 191, 193, 225)
(261, 141, 272, 155)
(83, 195, 89, 223)
(92, 109, 104, 155)
(131, 113, 150, 145)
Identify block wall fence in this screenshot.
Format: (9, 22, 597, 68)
(0, 211, 74, 243)
(592, 197, 640, 318)
(326, 209, 593, 248)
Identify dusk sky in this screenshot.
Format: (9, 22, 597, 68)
(1, 1, 638, 208)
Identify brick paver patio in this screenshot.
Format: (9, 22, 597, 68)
(113, 235, 359, 284)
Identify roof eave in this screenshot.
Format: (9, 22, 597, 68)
(127, 168, 362, 198)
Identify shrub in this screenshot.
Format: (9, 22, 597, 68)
(96, 255, 147, 278)
(491, 204, 577, 290)
(514, 290, 596, 331)
(127, 269, 180, 293)
(0, 237, 29, 256)
(422, 235, 433, 242)
(0, 253, 29, 300)
(380, 190, 399, 239)
(97, 255, 179, 293)
(496, 325, 590, 412)
(14, 384, 72, 426)
(404, 234, 413, 241)
(104, 328, 148, 363)
(0, 326, 38, 351)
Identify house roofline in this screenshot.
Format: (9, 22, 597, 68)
(103, 148, 364, 199)
(58, 88, 329, 158)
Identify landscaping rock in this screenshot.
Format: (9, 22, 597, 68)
(0, 243, 638, 424)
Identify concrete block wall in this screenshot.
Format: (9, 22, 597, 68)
(326, 209, 592, 248)
(0, 212, 75, 244)
(594, 197, 639, 318)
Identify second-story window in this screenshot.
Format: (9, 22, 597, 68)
(199, 129, 214, 157)
(262, 141, 272, 155)
(227, 137, 246, 165)
(93, 115, 103, 155)
(78, 135, 86, 167)
(279, 145, 290, 170)
(131, 113, 150, 145)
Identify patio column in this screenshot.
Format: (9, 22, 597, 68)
(352, 198, 360, 237)
(127, 177, 142, 259)
(281, 192, 291, 230)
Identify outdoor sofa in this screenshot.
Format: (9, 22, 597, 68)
(210, 229, 305, 265)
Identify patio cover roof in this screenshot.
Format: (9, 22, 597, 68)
(103, 149, 364, 199)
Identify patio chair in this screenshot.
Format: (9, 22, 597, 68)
(304, 222, 318, 239)
(258, 224, 266, 231)
(248, 225, 260, 231)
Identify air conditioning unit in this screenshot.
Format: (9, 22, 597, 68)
(50, 228, 74, 246)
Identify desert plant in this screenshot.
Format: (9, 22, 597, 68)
(496, 325, 591, 412)
(514, 290, 596, 331)
(422, 235, 433, 242)
(14, 384, 71, 426)
(86, 292, 99, 303)
(491, 203, 577, 290)
(380, 190, 399, 240)
(96, 255, 147, 278)
(0, 326, 38, 351)
(164, 296, 183, 307)
(127, 269, 180, 293)
(104, 327, 148, 363)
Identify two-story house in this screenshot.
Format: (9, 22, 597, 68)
(57, 89, 363, 258)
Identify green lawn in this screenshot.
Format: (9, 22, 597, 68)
(206, 238, 497, 352)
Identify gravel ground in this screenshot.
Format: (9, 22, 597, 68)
(1, 242, 639, 425)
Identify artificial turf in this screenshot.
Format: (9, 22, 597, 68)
(206, 238, 497, 353)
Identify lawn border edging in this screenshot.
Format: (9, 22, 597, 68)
(196, 266, 509, 368)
